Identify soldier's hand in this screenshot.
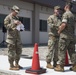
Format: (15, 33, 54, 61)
(59, 25, 61, 28)
(58, 26, 61, 34)
(14, 20, 21, 25)
(58, 30, 60, 34)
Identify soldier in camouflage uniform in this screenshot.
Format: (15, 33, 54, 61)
(46, 6, 62, 69)
(4, 5, 23, 70)
(54, 3, 76, 72)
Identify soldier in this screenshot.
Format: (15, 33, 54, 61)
(54, 3, 76, 72)
(4, 5, 23, 70)
(46, 6, 62, 69)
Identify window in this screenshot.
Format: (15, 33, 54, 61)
(0, 15, 31, 31)
(19, 17, 30, 31)
(0, 14, 6, 29)
(39, 20, 47, 32)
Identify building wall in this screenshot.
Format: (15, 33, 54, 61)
(39, 13, 50, 43)
(39, 7, 53, 43)
(75, 24, 76, 35)
(0, 0, 33, 44)
(0, 0, 55, 44)
(0, 0, 33, 10)
(32, 4, 53, 44)
(19, 9, 32, 44)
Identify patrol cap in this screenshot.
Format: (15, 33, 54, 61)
(65, 2, 73, 8)
(54, 6, 61, 10)
(11, 5, 20, 13)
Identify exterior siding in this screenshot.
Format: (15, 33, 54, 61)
(0, 0, 76, 45)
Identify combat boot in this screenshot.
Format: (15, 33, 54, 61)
(46, 63, 54, 69)
(15, 64, 23, 69)
(70, 64, 76, 72)
(54, 64, 64, 72)
(53, 61, 57, 67)
(15, 60, 23, 69)
(9, 64, 19, 70)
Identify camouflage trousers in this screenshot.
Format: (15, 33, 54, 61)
(57, 38, 76, 65)
(46, 35, 59, 63)
(7, 41, 22, 65)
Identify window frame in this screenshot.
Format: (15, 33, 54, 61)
(39, 19, 47, 32)
(0, 14, 7, 29)
(19, 16, 31, 31)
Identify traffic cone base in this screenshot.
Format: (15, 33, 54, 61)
(65, 50, 72, 66)
(25, 68, 46, 74)
(65, 64, 72, 66)
(25, 43, 46, 74)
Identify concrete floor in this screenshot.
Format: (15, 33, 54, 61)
(0, 55, 76, 75)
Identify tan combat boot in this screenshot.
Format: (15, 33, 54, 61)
(53, 61, 57, 67)
(15, 64, 23, 69)
(70, 64, 76, 72)
(54, 64, 64, 72)
(9, 64, 19, 70)
(46, 63, 54, 69)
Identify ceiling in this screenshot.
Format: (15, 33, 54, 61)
(21, 0, 76, 13)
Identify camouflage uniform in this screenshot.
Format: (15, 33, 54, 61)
(4, 6, 22, 68)
(46, 12, 61, 64)
(57, 10, 76, 65)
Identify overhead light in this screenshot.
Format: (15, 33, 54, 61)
(72, 0, 76, 1)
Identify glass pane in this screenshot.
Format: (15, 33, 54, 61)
(19, 17, 30, 31)
(23, 18, 30, 31)
(40, 20, 47, 32)
(19, 17, 23, 23)
(0, 14, 6, 29)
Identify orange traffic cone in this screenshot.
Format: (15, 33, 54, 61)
(25, 43, 46, 74)
(65, 50, 71, 66)
(31, 43, 40, 70)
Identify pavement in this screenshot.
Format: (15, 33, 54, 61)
(0, 55, 76, 75)
(0, 45, 76, 75)
(0, 46, 48, 60)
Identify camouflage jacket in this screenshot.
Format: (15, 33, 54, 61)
(47, 14, 61, 36)
(60, 10, 75, 39)
(4, 14, 21, 44)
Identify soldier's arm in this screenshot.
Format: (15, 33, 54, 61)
(58, 23, 67, 34)
(58, 13, 68, 34)
(47, 16, 55, 28)
(4, 16, 17, 30)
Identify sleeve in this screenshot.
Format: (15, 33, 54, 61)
(47, 16, 55, 28)
(4, 16, 17, 30)
(62, 13, 68, 23)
